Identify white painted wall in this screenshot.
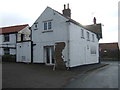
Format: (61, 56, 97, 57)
(0, 35, 3, 56)
(0, 33, 16, 56)
(69, 23, 99, 67)
(16, 41, 31, 63)
(17, 26, 31, 41)
(31, 7, 69, 64)
(31, 7, 100, 67)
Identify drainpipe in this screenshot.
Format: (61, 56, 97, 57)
(66, 20, 70, 69)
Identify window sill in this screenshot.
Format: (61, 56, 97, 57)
(42, 30, 53, 33)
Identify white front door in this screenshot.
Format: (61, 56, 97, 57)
(44, 46, 54, 65)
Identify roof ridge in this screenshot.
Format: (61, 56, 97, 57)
(50, 6, 102, 39)
(0, 24, 29, 34)
(0, 24, 29, 29)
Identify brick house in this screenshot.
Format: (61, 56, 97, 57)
(99, 42, 119, 60)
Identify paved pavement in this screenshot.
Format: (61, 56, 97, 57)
(64, 61, 119, 88)
(2, 62, 108, 88)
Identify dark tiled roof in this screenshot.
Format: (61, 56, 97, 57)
(0, 24, 28, 34)
(85, 24, 102, 38)
(52, 7, 102, 39)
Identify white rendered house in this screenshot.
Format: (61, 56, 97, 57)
(31, 4, 102, 68)
(0, 24, 29, 56)
(16, 25, 31, 63)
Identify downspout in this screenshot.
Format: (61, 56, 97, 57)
(66, 21, 70, 69)
(29, 27, 33, 63)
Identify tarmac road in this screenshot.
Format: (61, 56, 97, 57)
(65, 61, 119, 88)
(2, 62, 108, 88)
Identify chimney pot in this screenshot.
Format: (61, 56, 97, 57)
(93, 17, 96, 24)
(67, 3, 69, 9)
(62, 4, 71, 18)
(64, 4, 66, 9)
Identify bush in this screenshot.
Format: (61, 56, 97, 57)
(2, 55, 16, 62)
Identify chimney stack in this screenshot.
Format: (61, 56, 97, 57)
(93, 17, 96, 24)
(62, 3, 71, 18)
(64, 4, 66, 9)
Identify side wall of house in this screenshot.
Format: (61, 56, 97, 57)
(31, 7, 69, 64)
(16, 41, 31, 63)
(69, 23, 99, 67)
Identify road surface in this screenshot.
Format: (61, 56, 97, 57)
(65, 61, 119, 88)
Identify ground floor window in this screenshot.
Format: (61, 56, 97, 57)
(44, 46, 54, 65)
(91, 46, 96, 54)
(4, 48, 10, 55)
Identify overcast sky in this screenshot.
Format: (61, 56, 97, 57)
(0, 0, 118, 43)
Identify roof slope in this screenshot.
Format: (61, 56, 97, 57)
(51, 7, 102, 39)
(0, 24, 28, 34)
(85, 24, 102, 38)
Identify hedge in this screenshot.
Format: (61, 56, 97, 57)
(2, 55, 16, 62)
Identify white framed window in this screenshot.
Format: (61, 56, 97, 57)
(44, 22, 47, 30)
(81, 29, 84, 38)
(4, 48, 10, 55)
(48, 21, 52, 30)
(92, 34, 95, 42)
(43, 20, 52, 31)
(44, 46, 55, 65)
(87, 32, 90, 41)
(91, 46, 96, 54)
(4, 34, 9, 42)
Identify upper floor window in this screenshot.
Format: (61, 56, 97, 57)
(92, 34, 95, 42)
(87, 32, 90, 41)
(81, 29, 84, 38)
(44, 22, 47, 30)
(43, 20, 52, 30)
(48, 22, 52, 30)
(4, 34, 9, 42)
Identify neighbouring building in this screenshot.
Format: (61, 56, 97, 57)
(99, 42, 119, 60)
(0, 24, 29, 57)
(16, 26, 31, 63)
(30, 4, 102, 68)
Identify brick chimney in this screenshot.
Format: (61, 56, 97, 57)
(62, 4, 71, 18)
(93, 17, 96, 24)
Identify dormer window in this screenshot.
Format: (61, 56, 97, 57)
(43, 20, 52, 31)
(87, 32, 90, 41)
(81, 29, 84, 39)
